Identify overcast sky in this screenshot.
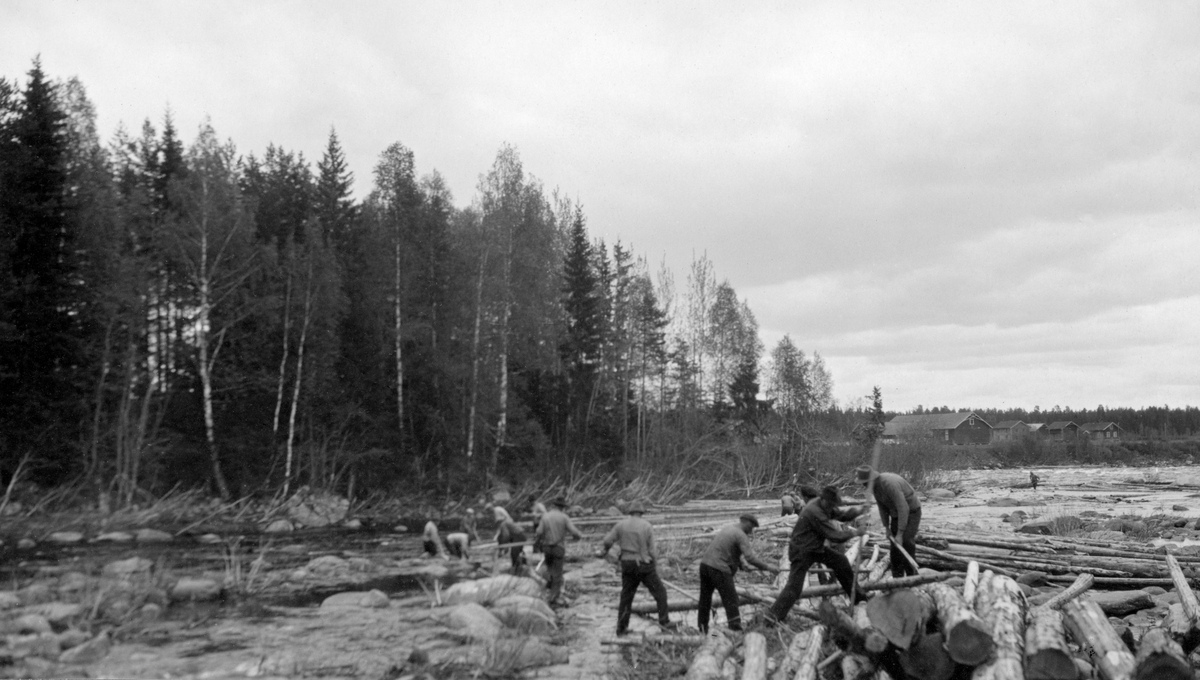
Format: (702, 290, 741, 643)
(4, 1, 1198, 412)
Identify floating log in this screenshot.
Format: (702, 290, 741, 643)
(1025, 607, 1078, 680)
(686, 632, 735, 680)
(963, 560, 980, 606)
(928, 533, 1058, 554)
(919, 546, 1141, 578)
(923, 581, 993, 665)
(741, 632, 767, 680)
(1165, 553, 1200, 654)
(790, 625, 826, 680)
(1062, 599, 1135, 680)
(865, 587, 932, 650)
(897, 631, 955, 680)
(1050, 540, 1200, 563)
(1132, 627, 1191, 680)
(1034, 572, 1094, 612)
(817, 599, 889, 654)
(1045, 575, 1174, 589)
(972, 573, 1026, 680)
(601, 635, 708, 646)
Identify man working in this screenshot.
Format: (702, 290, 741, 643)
(1030, 471, 1040, 490)
(856, 465, 922, 577)
(697, 514, 779, 634)
(597, 501, 674, 635)
(492, 506, 528, 573)
(535, 497, 583, 606)
(422, 521, 446, 558)
(766, 486, 867, 623)
(781, 489, 799, 516)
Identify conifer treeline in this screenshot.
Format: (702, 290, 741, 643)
(0, 62, 844, 500)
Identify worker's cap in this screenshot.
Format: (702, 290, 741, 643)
(626, 500, 646, 515)
(820, 485, 842, 505)
(550, 497, 570, 508)
(738, 514, 759, 528)
(855, 465, 875, 483)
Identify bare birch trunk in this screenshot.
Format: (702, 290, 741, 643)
(465, 252, 486, 475)
(197, 190, 231, 500)
(272, 267, 292, 438)
(284, 259, 313, 497)
(394, 236, 404, 435)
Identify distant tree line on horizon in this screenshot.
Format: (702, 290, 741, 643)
(0, 60, 865, 503)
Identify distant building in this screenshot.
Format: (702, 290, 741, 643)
(883, 411, 993, 445)
(1025, 422, 1047, 436)
(1046, 421, 1079, 441)
(991, 420, 1030, 442)
(1079, 422, 1123, 440)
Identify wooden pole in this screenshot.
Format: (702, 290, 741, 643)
(686, 632, 735, 680)
(971, 573, 1027, 680)
(962, 560, 980, 606)
(1062, 599, 1135, 680)
(923, 581, 993, 665)
(740, 632, 768, 680)
(1132, 627, 1192, 680)
(1025, 607, 1078, 680)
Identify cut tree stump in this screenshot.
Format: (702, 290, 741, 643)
(1132, 627, 1191, 680)
(686, 632, 735, 680)
(1165, 553, 1200, 654)
(741, 631, 768, 680)
(972, 572, 1026, 680)
(923, 581, 993, 665)
(1062, 599, 1135, 680)
(1025, 607, 1078, 680)
(897, 630, 955, 680)
(865, 588, 933, 650)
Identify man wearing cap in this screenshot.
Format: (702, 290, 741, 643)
(697, 514, 779, 634)
(766, 485, 867, 623)
(598, 501, 674, 635)
(856, 465, 921, 577)
(535, 497, 584, 606)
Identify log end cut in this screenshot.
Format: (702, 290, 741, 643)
(945, 614, 993, 665)
(1026, 649, 1080, 680)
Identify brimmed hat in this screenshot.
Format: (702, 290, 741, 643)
(739, 514, 759, 528)
(550, 497, 570, 508)
(855, 465, 875, 483)
(820, 485, 842, 505)
(627, 500, 647, 515)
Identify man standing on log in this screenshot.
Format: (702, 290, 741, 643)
(698, 514, 779, 634)
(535, 497, 583, 606)
(856, 465, 921, 577)
(766, 486, 867, 624)
(597, 500, 675, 635)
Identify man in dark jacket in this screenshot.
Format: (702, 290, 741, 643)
(598, 501, 674, 635)
(535, 497, 583, 606)
(766, 486, 867, 623)
(697, 514, 779, 634)
(857, 465, 921, 577)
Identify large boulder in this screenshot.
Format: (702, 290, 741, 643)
(443, 575, 542, 607)
(986, 497, 1025, 507)
(1016, 520, 1055, 535)
(320, 589, 389, 609)
(490, 594, 557, 634)
(305, 555, 350, 576)
(284, 486, 350, 528)
(444, 602, 503, 641)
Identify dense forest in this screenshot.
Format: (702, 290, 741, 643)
(2, 62, 1195, 506)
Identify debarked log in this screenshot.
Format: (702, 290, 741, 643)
(1025, 607, 1077, 680)
(771, 626, 815, 680)
(1034, 572, 1094, 612)
(1062, 599, 1135, 680)
(790, 625, 827, 680)
(1165, 553, 1200, 654)
(686, 632, 735, 680)
(1132, 627, 1191, 680)
(741, 631, 768, 680)
(923, 581, 994, 665)
(971, 572, 1027, 680)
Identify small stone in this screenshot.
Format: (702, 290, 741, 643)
(59, 631, 111, 664)
(0, 501, 23, 516)
(1016, 520, 1054, 535)
(925, 488, 956, 500)
(46, 531, 84, 544)
(18, 583, 53, 605)
(15, 613, 52, 634)
(343, 518, 362, 530)
(57, 571, 90, 594)
(7, 632, 60, 659)
(1074, 658, 1093, 677)
(135, 528, 173, 542)
(57, 628, 91, 650)
(0, 591, 21, 609)
(320, 589, 389, 609)
(305, 555, 349, 574)
(393, 524, 408, 533)
(197, 533, 222, 543)
(170, 577, 222, 601)
(265, 519, 294, 533)
(102, 556, 154, 578)
(94, 531, 134, 542)
(17, 537, 35, 549)
(27, 602, 84, 625)
(288, 568, 309, 582)
(140, 602, 162, 621)
(1174, 505, 1189, 512)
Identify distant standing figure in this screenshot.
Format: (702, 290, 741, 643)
(598, 500, 673, 635)
(697, 514, 779, 634)
(531, 501, 548, 535)
(493, 506, 527, 573)
(463, 508, 479, 543)
(857, 465, 922, 577)
(1030, 471, 1040, 490)
(444, 532, 471, 559)
(536, 497, 583, 606)
(781, 490, 798, 516)
(422, 521, 446, 558)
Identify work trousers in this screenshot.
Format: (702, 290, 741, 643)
(768, 547, 858, 622)
(698, 563, 742, 633)
(889, 508, 922, 578)
(617, 560, 670, 633)
(508, 546, 526, 573)
(543, 544, 567, 603)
